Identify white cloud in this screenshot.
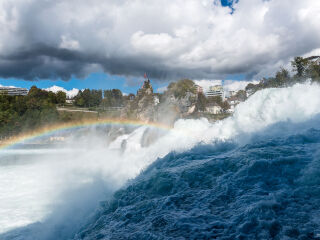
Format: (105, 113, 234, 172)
(59, 36, 80, 50)
(156, 86, 168, 93)
(0, 84, 18, 88)
(223, 80, 260, 92)
(0, 0, 319, 80)
(44, 85, 79, 99)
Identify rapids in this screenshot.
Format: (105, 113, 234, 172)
(1, 83, 320, 239)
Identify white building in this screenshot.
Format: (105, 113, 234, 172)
(206, 104, 222, 114)
(206, 85, 224, 99)
(227, 99, 241, 113)
(0, 87, 28, 96)
(66, 99, 75, 104)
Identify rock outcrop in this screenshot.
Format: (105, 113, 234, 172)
(122, 79, 199, 125)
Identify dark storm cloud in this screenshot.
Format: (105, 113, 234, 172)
(0, 46, 91, 80)
(0, 44, 218, 81)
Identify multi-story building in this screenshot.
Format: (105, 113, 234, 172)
(0, 87, 28, 96)
(205, 85, 224, 99)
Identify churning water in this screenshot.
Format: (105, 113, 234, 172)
(1, 83, 320, 239)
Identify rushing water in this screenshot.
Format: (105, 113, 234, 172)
(1, 83, 320, 239)
(76, 126, 320, 239)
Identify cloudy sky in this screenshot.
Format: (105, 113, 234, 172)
(0, 0, 319, 92)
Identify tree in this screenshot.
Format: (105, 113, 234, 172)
(82, 89, 92, 107)
(166, 79, 196, 99)
(103, 89, 123, 108)
(307, 62, 320, 83)
(111, 89, 123, 106)
(75, 97, 85, 107)
(195, 92, 207, 112)
(0, 86, 59, 137)
(220, 101, 230, 111)
(48, 91, 57, 104)
(28, 85, 50, 100)
(207, 96, 222, 105)
(91, 89, 102, 107)
(291, 57, 309, 78)
(74, 89, 102, 108)
(56, 91, 66, 105)
(234, 90, 247, 102)
(275, 67, 290, 87)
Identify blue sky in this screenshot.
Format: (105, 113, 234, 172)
(0, 72, 246, 93)
(0, 73, 170, 94)
(220, 0, 235, 7)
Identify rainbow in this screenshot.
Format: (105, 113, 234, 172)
(0, 118, 172, 150)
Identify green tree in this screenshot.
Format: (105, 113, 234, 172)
(275, 67, 290, 87)
(234, 90, 247, 102)
(0, 86, 60, 137)
(75, 97, 85, 107)
(308, 62, 320, 83)
(74, 89, 102, 108)
(56, 91, 66, 105)
(195, 92, 207, 112)
(291, 57, 309, 78)
(103, 89, 123, 108)
(166, 79, 196, 99)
